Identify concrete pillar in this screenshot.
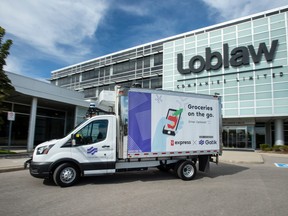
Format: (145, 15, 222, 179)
(274, 119, 284, 146)
(27, 97, 37, 151)
(74, 106, 79, 127)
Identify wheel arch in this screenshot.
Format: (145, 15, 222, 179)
(49, 158, 83, 177)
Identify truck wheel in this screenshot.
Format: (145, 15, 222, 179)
(177, 160, 196, 181)
(53, 163, 80, 187)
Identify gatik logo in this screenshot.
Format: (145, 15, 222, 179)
(206, 140, 217, 145)
(177, 40, 278, 74)
(199, 140, 217, 145)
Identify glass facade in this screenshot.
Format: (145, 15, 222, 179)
(50, 7, 288, 149)
(222, 126, 254, 149)
(51, 45, 163, 99)
(0, 102, 68, 148)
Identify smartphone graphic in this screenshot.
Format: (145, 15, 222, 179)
(162, 108, 182, 136)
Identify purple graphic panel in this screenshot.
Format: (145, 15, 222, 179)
(128, 91, 151, 153)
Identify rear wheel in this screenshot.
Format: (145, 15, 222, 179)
(53, 163, 80, 187)
(177, 160, 197, 181)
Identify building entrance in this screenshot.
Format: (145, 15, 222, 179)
(222, 126, 253, 149)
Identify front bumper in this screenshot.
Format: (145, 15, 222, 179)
(28, 160, 53, 179)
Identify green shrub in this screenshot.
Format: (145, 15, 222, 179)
(0, 149, 17, 154)
(260, 144, 270, 151)
(277, 145, 288, 152)
(272, 145, 281, 152)
(270, 145, 288, 152)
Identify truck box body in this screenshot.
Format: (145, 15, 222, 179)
(117, 88, 221, 159)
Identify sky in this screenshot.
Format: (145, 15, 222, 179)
(1, 0, 288, 81)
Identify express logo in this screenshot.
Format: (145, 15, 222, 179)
(175, 141, 192, 145)
(199, 140, 205, 145)
(87, 147, 98, 155)
(171, 140, 175, 146)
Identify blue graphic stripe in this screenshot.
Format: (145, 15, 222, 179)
(87, 147, 98, 155)
(128, 92, 151, 153)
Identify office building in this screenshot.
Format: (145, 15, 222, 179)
(50, 6, 288, 149)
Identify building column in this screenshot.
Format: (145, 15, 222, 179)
(74, 106, 79, 127)
(27, 97, 37, 151)
(274, 119, 284, 146)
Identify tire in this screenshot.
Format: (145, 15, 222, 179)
(177, 160, 197, 181)
(53, 163, 80, 187)
(172, 160, 184, 176)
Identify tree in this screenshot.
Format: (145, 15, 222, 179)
(0, 26, 14, 127)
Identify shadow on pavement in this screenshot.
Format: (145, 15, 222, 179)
(46, 163, 249, 187)
(195, 162, 249, 180)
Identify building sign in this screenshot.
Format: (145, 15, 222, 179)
(176, 69, 284, 89)
(177, 40, 278, 74)
(173, 39, 286, 90)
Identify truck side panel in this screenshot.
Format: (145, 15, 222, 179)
(125, 89, 221, 159)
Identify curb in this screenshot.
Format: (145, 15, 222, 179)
(219, 154, 264, 164)
(220, 159, 264, 164)
(0, 154, 32, 159)
(0, 167, 26, 173)
(258, 152, 288, 158)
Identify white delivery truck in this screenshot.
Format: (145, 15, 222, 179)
(27, 87, 222, 187)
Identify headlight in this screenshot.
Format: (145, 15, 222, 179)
(36, 144, 54, 155)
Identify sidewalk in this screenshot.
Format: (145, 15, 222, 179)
(219, 150, 264, 164)
(0, 149, 31, 173)
(0, 155, 31, 173)
(0, 150, 269, 173)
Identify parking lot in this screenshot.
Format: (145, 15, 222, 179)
(1, 154, 288, 216)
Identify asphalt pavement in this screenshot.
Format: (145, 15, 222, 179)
(1, 150, 288, 173)
(3, 150, 287, 173)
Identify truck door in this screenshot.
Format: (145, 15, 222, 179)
(71, 118, 116, 175)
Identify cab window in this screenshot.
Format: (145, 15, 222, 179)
(74, 120, 108, 145)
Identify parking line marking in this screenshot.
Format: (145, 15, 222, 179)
(274, 163, 288, 168)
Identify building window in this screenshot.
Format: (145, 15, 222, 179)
(137, 58, 143, 69)
(58, 77, 70, 86)
(144, 56, 150, 68)
(151, 77, 162, 89)
(154, 53, 163, 66)
(82, 69, 98, 81)
(84, 88, 96, 98)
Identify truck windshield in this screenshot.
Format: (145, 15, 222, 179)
(66, 119, 89, 136)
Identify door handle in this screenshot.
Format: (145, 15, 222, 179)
(102, 145, 110, 148)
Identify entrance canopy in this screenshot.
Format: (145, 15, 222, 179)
(2, 72, 90, 151)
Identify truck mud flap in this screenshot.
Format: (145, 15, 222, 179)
(198, 155, 210, 173)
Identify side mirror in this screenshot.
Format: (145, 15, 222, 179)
(71, 134, 76, 146)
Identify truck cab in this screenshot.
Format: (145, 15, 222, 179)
(29, 115, 117, 187)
